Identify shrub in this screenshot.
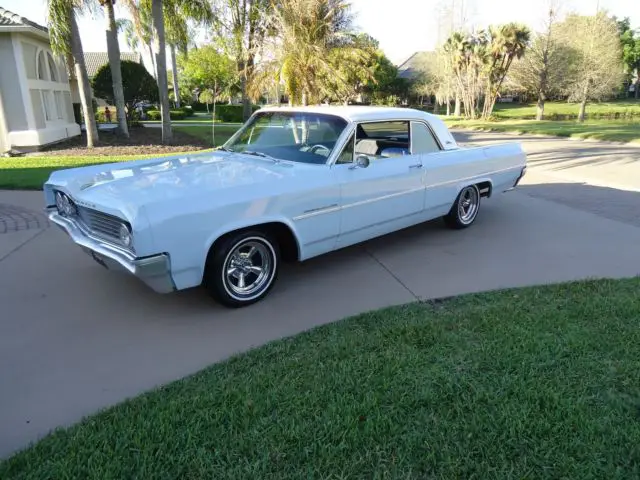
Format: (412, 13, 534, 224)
(146, 109, 188, 120)
(213, 104, 260, 122)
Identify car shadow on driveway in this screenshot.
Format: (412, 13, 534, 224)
(518, 182, 640, 228)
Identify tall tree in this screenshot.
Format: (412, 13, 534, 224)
(178, 44, 238, 108)
(558, 13, 624, 122)
(253, 0, 356, 106)
(211, 0, 270, 120)
(444, 31, 488, 119)
(508, 6, 573, 120)
(480, 22, 530, 119)
(164, 0, 213, 108)
(150, 0, 172, 142)
(617, 17, 640, 99)
(99, 0, 129, 136)
(47, 0, 99, 147)
(116, 15, 157, 78)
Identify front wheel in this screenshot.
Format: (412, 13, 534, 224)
(444, 184, 481, 229)
(204, 230, 280, 308)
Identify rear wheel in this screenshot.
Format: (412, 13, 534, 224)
(444, 184, 481, 229)
(204, 230, 280, 308)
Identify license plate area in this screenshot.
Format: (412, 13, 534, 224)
(91, 251, 109, 269)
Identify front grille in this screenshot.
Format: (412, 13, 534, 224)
(77, 207, 123, 243)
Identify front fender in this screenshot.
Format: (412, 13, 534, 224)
(203, 214, 301, 263)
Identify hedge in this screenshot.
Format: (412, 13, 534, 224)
(146, 109, 188, 120)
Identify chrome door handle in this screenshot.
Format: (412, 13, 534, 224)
(409, 163, 423, 169)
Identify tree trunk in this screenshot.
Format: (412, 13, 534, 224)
(104, 0, 129, 137)
(148, 43, 157, 79)
(70, 13, 98, 148)
(302, 91, 308, 106)
(577, 98, 587, 122)
(151, 0, 172, 143)
(454, 94, 461, 116)
(536, 92, 545, 121)
(242, 54, 254, 121)
(636, 76, 639, 99)
(170, 43, 180, 108)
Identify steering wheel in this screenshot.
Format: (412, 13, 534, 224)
(308, 144, 331, 156)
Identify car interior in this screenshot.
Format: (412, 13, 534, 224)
(354, 122, 410, 159)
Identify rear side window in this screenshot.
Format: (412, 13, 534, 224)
(354, 121, 410, 159)
(411, 121, 441, 154)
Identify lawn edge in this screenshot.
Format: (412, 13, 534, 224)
(1, 275, 638, 464)
(446, 124, 640, 146)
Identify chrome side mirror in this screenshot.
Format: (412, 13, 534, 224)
(350, 154, 370, 169)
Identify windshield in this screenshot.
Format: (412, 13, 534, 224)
(222, 111, 349, 164)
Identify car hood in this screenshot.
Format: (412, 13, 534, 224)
(46, 151, 304, 220)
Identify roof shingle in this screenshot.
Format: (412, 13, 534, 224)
(397, 51, 437, 80)
(0, 6, 48, 33)
(83, 51, 144, 78)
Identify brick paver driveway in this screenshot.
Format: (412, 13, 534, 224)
(1, 131, 639, 457)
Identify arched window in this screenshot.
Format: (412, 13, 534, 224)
(37, 50, 48, 80)
(47, 53, 58, 82)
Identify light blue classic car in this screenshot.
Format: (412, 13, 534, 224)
(44, 106, 527, 307)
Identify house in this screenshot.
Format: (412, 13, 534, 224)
(0, 7, 80, 153)
(396, 51, 437, 80)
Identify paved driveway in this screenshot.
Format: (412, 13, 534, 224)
(1, 131, 640, 458)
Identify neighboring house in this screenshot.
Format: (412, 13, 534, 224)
(76, 51, 143, 107)
(396, 51, 437, 81)
(0, 7, 80, 153)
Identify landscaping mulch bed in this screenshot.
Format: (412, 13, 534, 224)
(29, 126, 210, 157)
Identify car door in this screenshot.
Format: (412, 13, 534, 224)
(333, 120, 426, 249)
(408, 120, 456, 218)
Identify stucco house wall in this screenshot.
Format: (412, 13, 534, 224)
(0, 7, 80, 153)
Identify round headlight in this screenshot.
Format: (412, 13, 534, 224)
(55, 192, 65, 213)
(62, 196, 77, 217)
(119, 224, 132, 247)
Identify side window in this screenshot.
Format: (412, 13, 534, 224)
(335, 133, 354, 164)
(354, 121, 410, 159)
(411, 121, 441, 154)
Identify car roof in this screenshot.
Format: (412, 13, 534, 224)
(254, 105, 459, 151)
(256, 105, 435, 123)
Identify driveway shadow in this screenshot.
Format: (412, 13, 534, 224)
(519, 182, 640, 227)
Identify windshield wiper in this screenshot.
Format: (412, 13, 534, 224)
(243, 150, 280, 163)
(217, 146, 234, 152)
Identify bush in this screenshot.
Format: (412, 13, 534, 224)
(213, 104, 260, 122)
(146, 109, 188, 120)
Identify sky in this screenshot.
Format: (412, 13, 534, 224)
(2, 0, 639, 66)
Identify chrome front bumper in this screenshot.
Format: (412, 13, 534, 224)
(47, 210, 176, 294)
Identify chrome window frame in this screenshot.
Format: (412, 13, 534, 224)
(327, 118, 444, 167)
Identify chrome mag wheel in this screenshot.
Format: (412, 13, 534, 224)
(458, 185, 480, 225)
(222, 237, 276, 302)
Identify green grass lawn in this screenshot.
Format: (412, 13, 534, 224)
(2, 278, 640, 479)
(443, 118, 640, 143)
(175, 125, 238, 146)
(0, 126, 238, 190)
(492, 100, 640, 120)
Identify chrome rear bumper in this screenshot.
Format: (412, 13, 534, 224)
(504, 166, 527, 192)
(47, 210, 176, 294)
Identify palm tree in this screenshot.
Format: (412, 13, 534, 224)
(254, 0, 356, 106)
(481, 22, 530, 119)
(149, 0, 172, 143)
(444, 31, 487, 119)
(164, 0, 213, 108)
(98, 0, 128, 137)
(47, 0, 99, 147)
(116, 14, 156, 78)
